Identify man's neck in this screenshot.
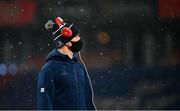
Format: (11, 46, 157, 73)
(58, 46, 73, 59)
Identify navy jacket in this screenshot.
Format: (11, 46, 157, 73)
(37, 49, 96, 110)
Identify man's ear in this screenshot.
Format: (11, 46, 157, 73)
(65, 42, 72, 47)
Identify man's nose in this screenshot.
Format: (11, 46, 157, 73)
(71, 35, 80, 42)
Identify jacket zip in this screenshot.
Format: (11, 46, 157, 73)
(73, 63, 80, 108)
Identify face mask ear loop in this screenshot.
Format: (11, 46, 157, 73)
(78, 52, 97, 110)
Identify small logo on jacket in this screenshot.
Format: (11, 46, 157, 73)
(40, 88, 45, 92)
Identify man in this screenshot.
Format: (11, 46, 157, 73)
(37, 17, 96, 110)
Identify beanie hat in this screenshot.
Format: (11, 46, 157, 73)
(45, 17, 79, 48)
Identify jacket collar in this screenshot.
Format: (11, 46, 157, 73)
(46, 48, 78, 63)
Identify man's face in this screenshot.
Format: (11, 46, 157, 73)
(65, 35, 80, 47)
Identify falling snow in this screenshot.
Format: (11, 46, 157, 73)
(0, 0, 179, 110)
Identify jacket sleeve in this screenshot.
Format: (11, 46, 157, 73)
(84, 68, 97, 110)
(37, 66, 55, 110)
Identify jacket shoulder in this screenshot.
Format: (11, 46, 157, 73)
(40, 61, 59, 71)
(40, 62, 51, 72)
(38, 61, 65, 77)
(38, 62, 55, 78)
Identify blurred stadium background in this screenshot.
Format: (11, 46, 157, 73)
(0, 0, 180, 110)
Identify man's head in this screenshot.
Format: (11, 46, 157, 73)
(45, 17, 83, 53)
